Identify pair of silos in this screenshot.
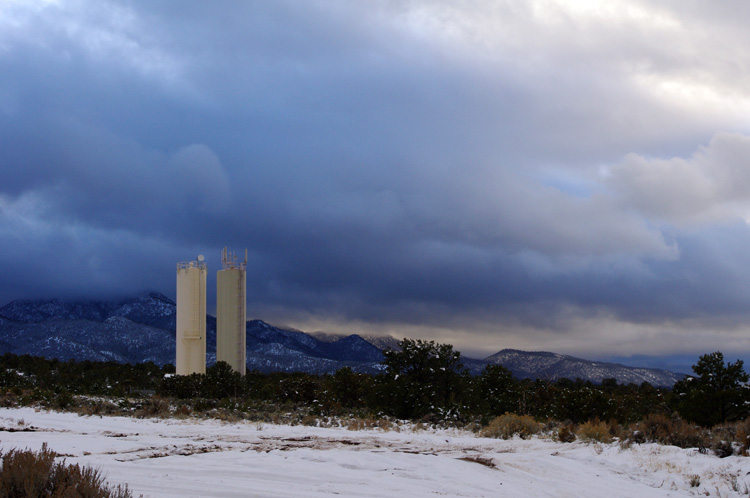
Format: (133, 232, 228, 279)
(175, 248, 247, 375)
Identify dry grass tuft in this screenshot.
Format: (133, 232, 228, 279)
(577, 419, 612, 444)
(629, 414, 708, 449)
(737, 420, 750, 456)
(0, 443, 133, 497)
(687, 474, 700, 488)
(134, 396, 171, 418)
(556, 424, 577, 443)
(481, 413, 541, 440)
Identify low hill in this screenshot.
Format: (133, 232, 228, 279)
(484, 349, 684, 386)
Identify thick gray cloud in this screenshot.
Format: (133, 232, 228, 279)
(2, 0, 750, 364)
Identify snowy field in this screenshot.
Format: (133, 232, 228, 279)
(1, 407, 748, 497)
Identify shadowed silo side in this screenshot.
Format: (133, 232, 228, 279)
(217, 247, 247, 375)
(176, 255, 207, 375)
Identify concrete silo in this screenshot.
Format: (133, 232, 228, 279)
(176, 255, 207, 375)
(216, 247, 247, 375)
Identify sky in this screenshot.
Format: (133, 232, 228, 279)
(2, 0, 750, 368)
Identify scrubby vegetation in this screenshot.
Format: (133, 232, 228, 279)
(0, 443, 132, 497)
(481, 413, 541, 439)
(1, 343, 750, 458)
(576, 418, 613, 443)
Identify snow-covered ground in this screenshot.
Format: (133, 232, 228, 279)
(1, 407, 748, 497)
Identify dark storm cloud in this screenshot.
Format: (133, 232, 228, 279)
(3, 0, 750, 358)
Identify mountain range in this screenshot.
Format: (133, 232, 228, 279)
(0, 292, 684, 386)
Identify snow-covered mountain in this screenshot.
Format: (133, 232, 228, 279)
(0, 293, 385, 373)
(0, 293, 177, 364)
(0, 293, 683, 385)
(311, 331, 402, 352)
(244, 320, 384, 373)
(484, 349, 684, 387)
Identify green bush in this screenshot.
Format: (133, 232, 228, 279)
(0, 443, 132, 497)
(481, 413, 541, 439)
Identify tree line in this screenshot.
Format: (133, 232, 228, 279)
(1, 340, 748, 428)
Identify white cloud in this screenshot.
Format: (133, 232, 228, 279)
(0, 0, 184, 86)
(607, 132, 750, 225)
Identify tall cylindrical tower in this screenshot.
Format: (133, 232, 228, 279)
(176, 255, 207, 375)
(217, 247, 247, 375)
